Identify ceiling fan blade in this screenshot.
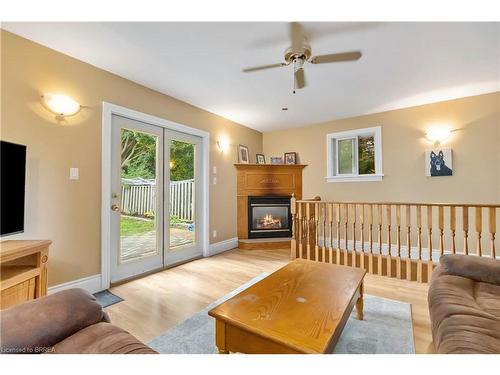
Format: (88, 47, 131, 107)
(242, 63, 286, 72)
(290, 22, 306, 53)
(295, 68, 306, 89)
(310, 51, 362, 64)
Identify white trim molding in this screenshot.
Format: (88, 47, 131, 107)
(48, 274, 102, 295)
(207, 237, 238, 257)
(326, 126, 383, 183)
(101, 102, 210, 290)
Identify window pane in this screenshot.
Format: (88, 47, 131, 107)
(338, 139, 354, 174)
(358, 135, 375, 174)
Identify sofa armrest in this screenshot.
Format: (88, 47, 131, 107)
(1, 288, 107, 354)
(440, 254, 500, 285)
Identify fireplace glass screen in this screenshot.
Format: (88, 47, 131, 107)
(251, 206, 289, 230)
(248, 196, 292, 238)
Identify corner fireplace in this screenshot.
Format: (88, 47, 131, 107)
(248, 196, 292, 239)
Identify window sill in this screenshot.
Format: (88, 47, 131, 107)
(325, 174, 384, 183)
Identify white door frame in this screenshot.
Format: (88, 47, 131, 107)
(101, 102, 210, 290)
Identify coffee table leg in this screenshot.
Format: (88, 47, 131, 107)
(215, 319, 229, 354)
(356, 282, 364, 320)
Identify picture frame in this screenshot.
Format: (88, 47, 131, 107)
(284, 152, 297, 165)
(270, 156, 283, 165)
(256, 154, 266, 164)
(238, 144, 249, 164)
(425, 148, 453, 177)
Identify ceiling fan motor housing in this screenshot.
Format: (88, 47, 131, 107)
(284, 45, 312, 65)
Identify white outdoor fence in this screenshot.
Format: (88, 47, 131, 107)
(121, 178, 194, 221)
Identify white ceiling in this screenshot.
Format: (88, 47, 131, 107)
(3, 22, 499, 132)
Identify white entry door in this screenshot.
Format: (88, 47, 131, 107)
(110, 115, 204, 283)
(164, 129, 203, 266)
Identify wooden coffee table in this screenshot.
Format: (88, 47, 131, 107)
(208, 259, 366, 354)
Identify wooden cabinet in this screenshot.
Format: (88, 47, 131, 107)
(0, 240, 51, 309)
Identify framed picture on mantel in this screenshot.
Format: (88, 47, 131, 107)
(238, 144, 249, 164)
(284, 152, 297, 165)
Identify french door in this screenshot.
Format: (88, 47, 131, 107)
(110, 115, 203, 283)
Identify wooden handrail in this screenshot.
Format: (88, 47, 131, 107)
(294, 200, 500, 208)
(290, 198, 500, 283)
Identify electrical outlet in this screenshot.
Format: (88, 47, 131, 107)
(212, 230, 217, 238)
(213, 166, 217, 174)
(69, 167, 79, 180)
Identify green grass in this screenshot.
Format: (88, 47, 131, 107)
(120, 216, 154, 236)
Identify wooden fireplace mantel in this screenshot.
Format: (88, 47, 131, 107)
(235, 163, 307, 241)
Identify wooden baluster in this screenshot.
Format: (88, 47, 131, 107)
(489, 207, 496, 259)
(406, 205, 412, 281)
(396, 205, 402, 279)
(450, 206, 456, 254)
(290, 195, 297, 259)
(352, 204, 357, 268)
(306, 203, 311, 260)
(336, 203, 341, 265)
(386, 205, 392, 277)
(368, 204, 374, 274)
(322, 203, 327, 262)
(343, 204, 349, 266)
(426, 206, 433, 283)
(328, 203, 334, 263)
(438, 206, 444, 259)
(417, 205, 423, 283)
(298, 202, 303, 259)
(377, 205, 383, 275)
(314, 203, 320, 261)
(463, 206, 469, 255)
(359, 205, 365, 271)
(476, 207, 482, 257)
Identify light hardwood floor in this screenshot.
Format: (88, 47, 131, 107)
(107, 248, 434, 353)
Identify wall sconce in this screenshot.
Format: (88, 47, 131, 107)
(217, 138, 230, 153)
(41, 93, 81, 120)
(426, 126, 452, 146)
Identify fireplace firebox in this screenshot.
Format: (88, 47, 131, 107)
(248, 196, 292, 239)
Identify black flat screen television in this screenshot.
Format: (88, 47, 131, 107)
(0, 141, 27, 236)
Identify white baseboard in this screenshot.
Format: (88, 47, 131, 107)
(48, 274, 103, 295)
(207, 237, 238, 257)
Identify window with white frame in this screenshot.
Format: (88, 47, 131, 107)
(326, 126, 383, 182)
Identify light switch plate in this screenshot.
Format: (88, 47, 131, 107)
(213, 176, 217, 185)
(213, 166, 217, 174)
(69, 167, 79, 180)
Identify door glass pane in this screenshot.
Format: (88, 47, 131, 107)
(338, 139, 354, 174)
(169, 139, 195, 249)
(119, 128, 159, 263)
(358, 135, 376, 174)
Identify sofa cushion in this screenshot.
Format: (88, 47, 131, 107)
(428, 267, 500, 353)
(1, 288, 108, 354)
(52, 322, 157, 354)
(440, 254, 500, 285)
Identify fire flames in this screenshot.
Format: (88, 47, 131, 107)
(256, 214, 282, 229)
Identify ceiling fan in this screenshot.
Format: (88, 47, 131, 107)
(242, 22, 362, 93)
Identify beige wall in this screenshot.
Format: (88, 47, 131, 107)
(264, 92, 500, 204)
(1, 30, 262, 286)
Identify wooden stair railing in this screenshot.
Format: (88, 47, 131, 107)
(290, 197, 500, 283)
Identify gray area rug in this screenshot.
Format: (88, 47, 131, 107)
(148, 273, 415, 354)
(93, 290, 123, 308)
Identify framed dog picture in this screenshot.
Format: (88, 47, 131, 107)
(256, 154, 266, 164)
(425, 149, 453, 177)
(238, 144, 249, 164)
(284, 152, 297, 165)
(270, 156, 283, 164)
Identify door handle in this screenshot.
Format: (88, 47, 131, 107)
(111, 204, 120, 212)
